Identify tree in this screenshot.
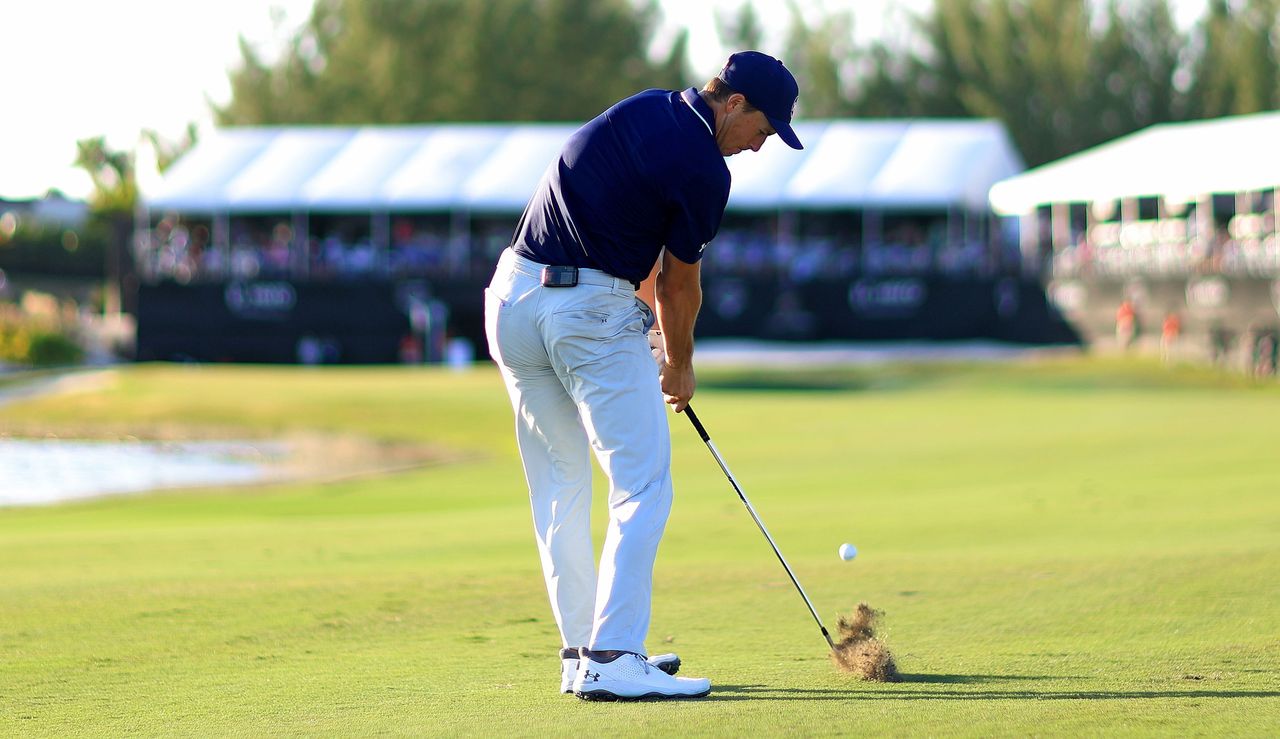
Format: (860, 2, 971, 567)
(716, 2, 764, 51)
(74, 137, 144, 316)
(779, 0, 1280, 166)
(216, 0, 1279, 166)
(829, 0, 1192, 167)
(1090, 0, 1187, 135)
(74, 137, 137, 215)
(1187, 0, 1280, 118)
(783, 5, 862, 118)
(217, 0, 690, 125)
(142, 123, 200, 174)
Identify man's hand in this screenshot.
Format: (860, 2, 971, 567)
(654, 250, 702, 414)
(659, 359, 695, 413)
(650, 329, 693, 411)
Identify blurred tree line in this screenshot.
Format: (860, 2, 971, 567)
(218, 0, 1280, 167)
(218, 0, 688, 124)
(792, 0, 1280, 165)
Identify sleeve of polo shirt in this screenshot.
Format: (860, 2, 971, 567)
(662, 170, 730, 264)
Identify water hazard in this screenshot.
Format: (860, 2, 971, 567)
(0, 438, 282, 507)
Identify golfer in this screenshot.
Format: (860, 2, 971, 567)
(485, 51, 802, 701)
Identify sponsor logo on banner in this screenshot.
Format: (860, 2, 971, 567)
(225, 281, 297, 319)
(1185, 277, 1229, 310)
(847, 278, 926, 316)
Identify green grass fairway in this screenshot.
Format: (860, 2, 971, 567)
(2, 357, 1278, 736)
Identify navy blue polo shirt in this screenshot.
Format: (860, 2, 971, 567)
(510, 88, 730, 285)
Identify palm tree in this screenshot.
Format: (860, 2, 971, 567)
(74, 137, 137, 317)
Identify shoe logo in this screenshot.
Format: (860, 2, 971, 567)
(583, 671, 601, 683)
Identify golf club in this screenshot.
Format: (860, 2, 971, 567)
(683, 404, 836, 652)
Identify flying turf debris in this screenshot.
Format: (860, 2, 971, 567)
(831, 602, 901, 682)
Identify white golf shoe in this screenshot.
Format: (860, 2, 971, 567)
(572, 651, 710, 701)
(560, 648, 682, 694)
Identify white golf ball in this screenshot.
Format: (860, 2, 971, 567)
(839, 543, 858, 561)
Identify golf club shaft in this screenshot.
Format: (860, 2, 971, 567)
(683, 405, 836, 652)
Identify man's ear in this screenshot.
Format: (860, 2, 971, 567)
(726, 93, 748, 113)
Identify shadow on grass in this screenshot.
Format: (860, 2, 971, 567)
(696, 356, 1280, 396)
(711, 683, 1280, 702)
(698, 369, 875, 393)
(896, 673, 1061, 683)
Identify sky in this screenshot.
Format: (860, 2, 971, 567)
(0, 0, 1205, 202)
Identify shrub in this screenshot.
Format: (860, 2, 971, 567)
(0, 322, 32, 361)
(0, 297, 85, 367)
(26, 330, 84, 366)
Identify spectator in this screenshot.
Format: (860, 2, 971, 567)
(1161, 311, 1181, 363)
(1116, 299, 1137, 350)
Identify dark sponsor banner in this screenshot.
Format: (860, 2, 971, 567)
(138, 281, 414, 363)
(224, 281, 297, 321)
(848, 278, 928, 318)
(698, 276, 1075, 343)
(138, 275, 1076, 364)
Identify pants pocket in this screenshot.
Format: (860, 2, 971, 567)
(637, 298, 655, 333)
(551, 293, 636, 341)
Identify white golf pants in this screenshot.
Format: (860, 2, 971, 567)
(485, 248, 671, 655)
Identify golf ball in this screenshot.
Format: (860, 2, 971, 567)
(839, 543, 858, 561)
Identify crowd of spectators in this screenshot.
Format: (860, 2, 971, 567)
(136, 211, 1013, 284)
(388, 218, 453, 276)
(703, 220, 1000, 281)
(134, 218, 212, 284)
(137, 216, 468, 283)
(1050, 196, 1278, 280)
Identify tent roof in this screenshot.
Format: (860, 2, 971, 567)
(460, 125, 578, 211)
(724, 122, 831, 208)
(300, 127, 433, 208)
(989, 110, 1280, 215)
(146, 118, 1023, 214)
(223, 128, 356, 210)
(381, 126, 509, 208)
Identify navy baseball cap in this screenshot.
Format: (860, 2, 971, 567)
(718, 51, 802, 150)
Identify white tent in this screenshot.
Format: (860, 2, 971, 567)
(144, 128, 277, 212)
(724, 122, 830, 208)
(989, 110, 1280, 215)
(223, 129, 356, 211)
(146, 118, 1024, 214)
(381, 126, 509, 209)
(300, 127, 432, 209)
(460, 125, 577, 211)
